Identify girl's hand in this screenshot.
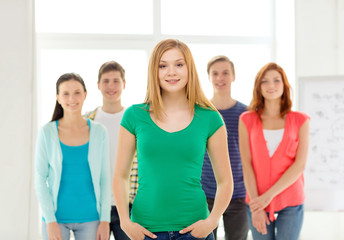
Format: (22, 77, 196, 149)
(96, 221, 110, 240)
(249, 193, 272, 213)
(179, 218, 217, 238)
(122, 220, 157, 240)
(252, 210, 270, 235)
(47, 222, 62, 240)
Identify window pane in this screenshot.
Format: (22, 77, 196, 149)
(38, 49, 147, 127)
(188, 44, 271, 105)
(35, 0, 153, 34)
(162, 0, 271, 36)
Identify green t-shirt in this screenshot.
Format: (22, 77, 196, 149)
(121, 103, 224, 232)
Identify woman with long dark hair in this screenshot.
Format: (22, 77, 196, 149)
(35, 73, 111, 240)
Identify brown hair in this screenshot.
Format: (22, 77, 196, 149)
(207, 55, 235, 76)
(98, 61, 125, 82)
(144, 39, 215, 120)
(248, 62, 292, 118)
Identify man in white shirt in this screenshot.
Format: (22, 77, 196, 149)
(85, 61, 131, 240)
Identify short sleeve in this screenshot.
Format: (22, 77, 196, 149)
(294, 111, 310, 127)
(208, 110, 224, 138)
(120, 105, 137, 135)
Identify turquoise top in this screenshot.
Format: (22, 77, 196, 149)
(34, 119, 111, 223)
(55, 119, 99, 223)
(121, 104, 224, 232)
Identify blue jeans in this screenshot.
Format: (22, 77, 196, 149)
(42, 220, 99, 240)
(110, 205, 130, 240)
(144, 231, 214, 240)
(247, 204, 304, 240)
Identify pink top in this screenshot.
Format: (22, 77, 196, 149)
(240, 111, 309, 221)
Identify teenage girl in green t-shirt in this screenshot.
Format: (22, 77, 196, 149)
(113, 39, 234, 240)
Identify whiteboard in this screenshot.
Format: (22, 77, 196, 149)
(298, 76, 344, 211)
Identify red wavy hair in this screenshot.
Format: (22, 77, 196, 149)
(248, 62, 292, 118)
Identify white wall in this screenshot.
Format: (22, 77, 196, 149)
(0, 0, 38, 239)
(340, 0, 344, 72)
(296, 0, 344, 239)
(296, 0, 344, 76)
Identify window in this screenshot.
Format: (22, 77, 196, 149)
(35, 1, 294, 238)
(161, 0, 271, 37)
(189, 43, 271, 103)
(36, 1, 281, 125)
(35, 0, 153, 34)
(37, 49, 147, 126)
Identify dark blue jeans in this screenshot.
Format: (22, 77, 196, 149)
(144, 231, 214, 240)
(110, 204, 131, 240)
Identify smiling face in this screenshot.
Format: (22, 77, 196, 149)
(158, 48, 188, 95)
(260, 70, 284, 101)
(209, 60, 235, 93)
(56, 80, 87, 113)
(98, 70, 125, 104)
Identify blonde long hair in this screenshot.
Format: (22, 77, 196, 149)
(144, 39, 215, 120)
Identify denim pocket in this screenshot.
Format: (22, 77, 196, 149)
(187, 232, 207, 240)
